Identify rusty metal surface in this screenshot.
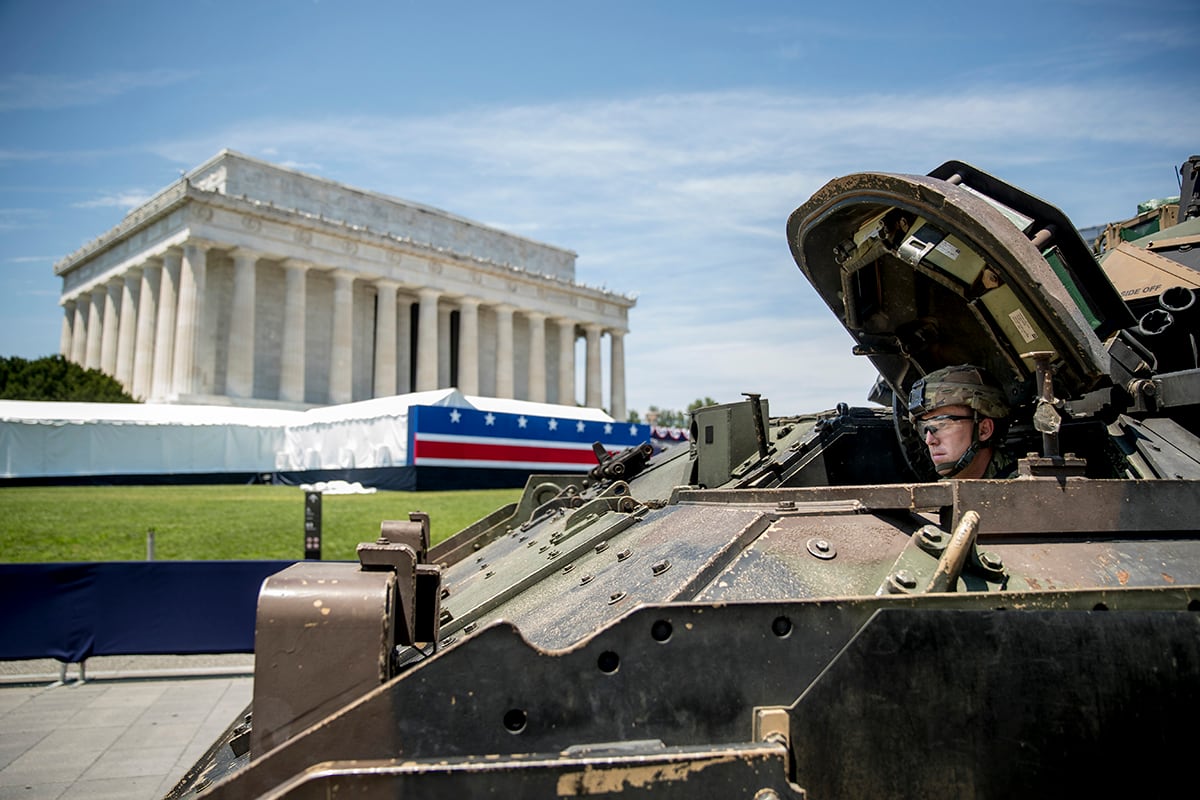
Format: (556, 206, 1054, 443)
(466, 504, 772, 649)
(675, 483, 955, 511)
(199, 587, 1199, 799)
(250, 562, 395, 755)
(428, 501, 520, 568)
(789, 608, 1200, 799)
(676, 478, 1200, 538)
(952, 478, 1200, 534)
(978, 538, 1200, 592)
(172, 161, 1200, 799)
(431, 504, 645, 645)
(261, 742, 801, 799)
(222, 471, 1200, 797)
(695, 509, 914, 601)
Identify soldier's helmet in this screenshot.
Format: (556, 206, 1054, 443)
(907, 364, 1009, 420)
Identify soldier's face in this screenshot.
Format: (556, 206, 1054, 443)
(919, 404, 977, 468)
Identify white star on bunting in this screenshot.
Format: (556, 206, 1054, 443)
(449, 409, 462, 423)
(548, 419, 558, 431)
(484, 413, 495, 426)
(518, 416, 528, 429)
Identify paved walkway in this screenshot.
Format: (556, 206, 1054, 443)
(0, 656, 252, 800)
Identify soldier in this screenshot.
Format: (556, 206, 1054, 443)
(907, 364, 1014, 479)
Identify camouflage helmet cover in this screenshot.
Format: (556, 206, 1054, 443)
(907, 364, 1010, 420)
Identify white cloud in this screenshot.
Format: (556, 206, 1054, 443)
(0, 70, 195, 112)
(6, 255, 57, 264)
(278, 160, 325, 172)
(142, 83, 1197, 415)
(255, 85, 1181, 226)
(0, 207, 47, 232)
(0, 148, 61, 163)
(73, 191, 154, 210)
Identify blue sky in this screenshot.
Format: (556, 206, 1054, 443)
(2, 0, 1196, 417)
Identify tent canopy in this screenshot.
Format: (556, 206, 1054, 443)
(0, 391, 619, 482)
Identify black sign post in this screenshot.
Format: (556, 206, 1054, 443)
(304, 491, 322, 560)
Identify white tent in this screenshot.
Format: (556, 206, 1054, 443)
(0, 392, 615, 485)
(278, 389, 470, 472)
(0, 400, 296, 480)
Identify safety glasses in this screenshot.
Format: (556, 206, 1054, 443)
(917, 414, 973, 437)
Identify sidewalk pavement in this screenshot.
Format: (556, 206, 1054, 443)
(0, 656, 253, 800)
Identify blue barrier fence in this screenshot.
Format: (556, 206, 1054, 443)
(0, 561, 295, 663)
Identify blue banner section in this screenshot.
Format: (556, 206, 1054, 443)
(0, 561, 295, 663)
(411, 405, 649, 443)
(408, 405, 650, 470)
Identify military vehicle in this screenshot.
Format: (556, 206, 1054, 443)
(170, 159, 1200, 799)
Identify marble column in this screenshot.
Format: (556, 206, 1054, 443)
(70, 300, 88, 365)
(584, 323, 603, 409)
(457, 298, 480, 395)
(114, 269, 141, 390)
(494, 304, 515, 399)
(526, 311, 547, 403)
(226, 249, 258, 398)
(609, 330, 626, 422)
(85, 288, 104, 370)
(132, 260, 160, 400)
(100, 279, 121, 375)
(557, 318, 576, 406)
(415, 288, 440, 391)
(151, 248, 181, 399)
(373, 279, 399, 397)
(280, 260, 309, 403)
(437, 306, 452, 388)
(60, 300, 75, 360)
(396, 298, 412, 394)
(330, 270, 355, 405)
(172, 242, 208, 396)
(201, 264, 219, 396)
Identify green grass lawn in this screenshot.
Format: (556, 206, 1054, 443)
(0, 484, 523, 563)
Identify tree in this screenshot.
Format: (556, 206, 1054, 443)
(0, 355, 136, 402)
(636, 397, 719, 428)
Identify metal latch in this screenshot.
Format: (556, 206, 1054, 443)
(358, 512, 443, 646)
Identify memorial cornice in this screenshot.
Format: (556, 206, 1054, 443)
(187, 188, 637, 307)
(190, 149, 579, 259)
(54, 179, 190, 276)
(57, 181, 637, 316)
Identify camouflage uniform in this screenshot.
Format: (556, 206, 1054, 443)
(983, 448, 1016, 479)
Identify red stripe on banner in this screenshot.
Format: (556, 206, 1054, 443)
(414, 438, 600, 464)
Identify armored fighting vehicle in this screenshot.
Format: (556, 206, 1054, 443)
(170, 160, 1200, 799)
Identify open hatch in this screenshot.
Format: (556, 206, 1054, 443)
(787, 161, 1134, 413)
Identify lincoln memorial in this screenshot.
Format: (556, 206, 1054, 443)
(53, 151, 635, 418)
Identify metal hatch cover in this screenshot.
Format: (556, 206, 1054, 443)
(786, 163, 1132, 408)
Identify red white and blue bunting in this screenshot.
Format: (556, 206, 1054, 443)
(409, 405, 651, 471)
